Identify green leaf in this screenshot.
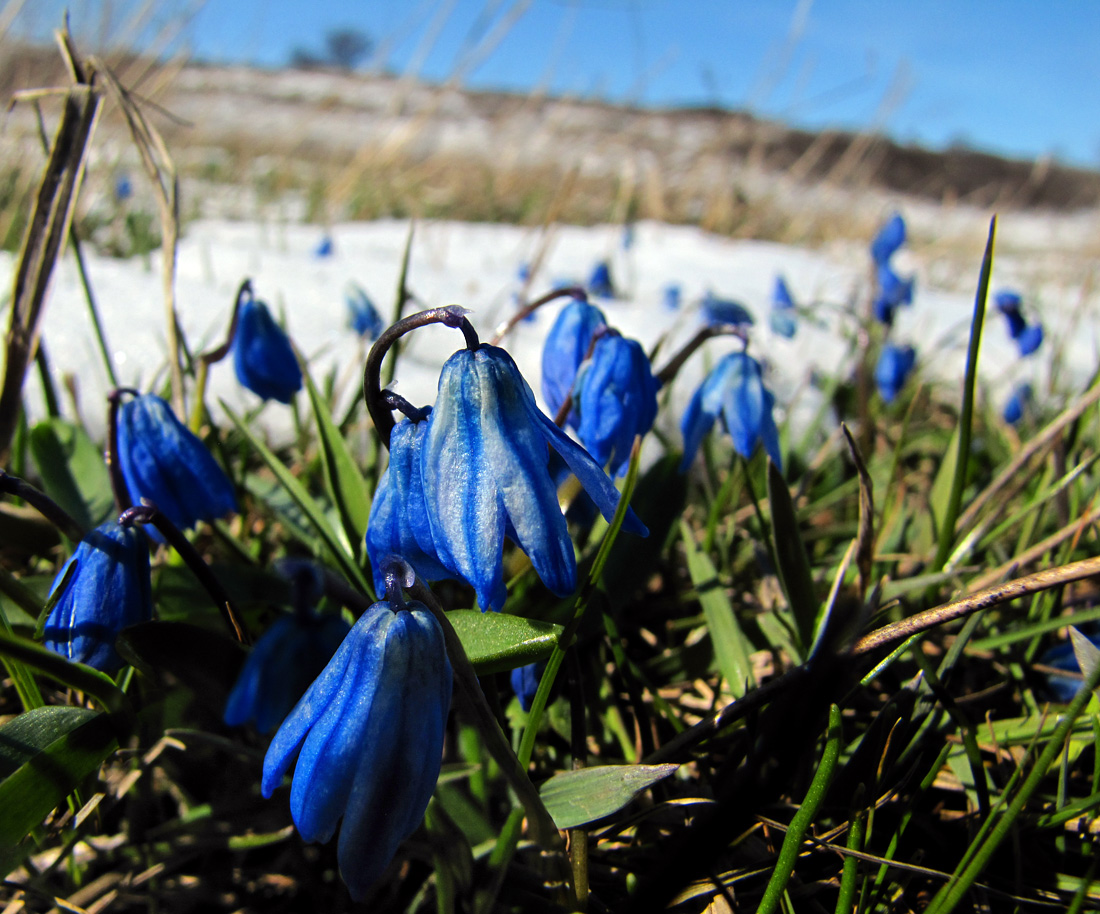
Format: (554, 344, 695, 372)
(539, 763, 679, 829)
(680, 520, 754, 698)
(446, 610, 563, 675)
(302, 364, 372, 562)
(0, 707, 118, 879)
(28, 418, 113, 532)
(931, 217, 995, 571)
(766, 459, 817, 658)
(222, 402, 371, 595)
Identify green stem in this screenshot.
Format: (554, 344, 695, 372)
(756, 704, 843, 914)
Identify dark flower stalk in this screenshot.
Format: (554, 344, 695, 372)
(119, 503, 248, 644)
(188, 279, 249, 432)
(490, 285, 588, 345)
(0, 470, 86, 544)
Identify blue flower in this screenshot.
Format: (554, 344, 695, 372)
(573, 333, 660, 477)
(663, 284, 682, 311)
(422, 344, 646, 611)
(870, 212, 906, 265)
(769, 275, 797, 339)
(113, 174, 133, 202)
(1003, 383, 1032, 425)
(541, 298, 607, 423)
(587, 260, 615, 299)
(262, 600, 452, 901)
(511, 661, 546, 712)
(234, 296, 303, 403)
(1016, 322, 1043, 357)
(346, 283, 383, 340)
(224, 610, 350, 733)
(680, 351, 781, 471)
(43, 520, 153, 673)
(117, 393, 237, 535)
(314, 235, 334, 258)
(872, 262, 915, 326)
(366, 412, 456, 595)
(701, 291, 754, 328)
(875, 343, 917, 403)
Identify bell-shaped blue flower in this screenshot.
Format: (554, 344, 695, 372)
(1039, 634, 1100, 702)
(870, 212, 906, 265)
(587, 260, 616, 299)
(663, 283, 682, 311)
(314, 235, 334, 258)
(995, 290, 1026, 338)
(44, 520, 153, 673)
(224, 610, 350, 734)
(262, 599, 452, 901)
(1016, 322, 1043, 357)
(701, 291, 754, 328)
(1003, 382, 1032, 425)
(346, 283, 383, 340)
(366, 412, 456, 595)
(680, 351, 781, 471)
(233, 296, 303, 403)
(541, 298, 607, 423)
(769, 275, 797, 339)
(875, 343, 917, 403)
(422, 344, 646, 611)
(573, 333, 660, 477)
(872, 262, 915, 326)
(511, 661, 546, 712)
(117, 393, 237, 535)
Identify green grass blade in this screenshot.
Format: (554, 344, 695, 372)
(767, 459, 817, 658)
(932, 217, 995, 571)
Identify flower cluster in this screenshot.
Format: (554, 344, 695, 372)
(994, 289, 1043, 357)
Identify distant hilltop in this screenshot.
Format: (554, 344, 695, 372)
(1, 41, 1098, 241)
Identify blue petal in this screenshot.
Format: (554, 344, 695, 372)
(234, 298, 302, 403)
(870, 213, 906, 265)
(1017, 323, 1043, 356)
(541, 299, 607, 424)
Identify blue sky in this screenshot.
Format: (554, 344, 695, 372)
(14, 1, 1100, 168)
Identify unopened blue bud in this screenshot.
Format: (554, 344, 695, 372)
(1003, 383, 1032, 425)
(233, 297, 302, 403)
(117, 393, 237, 535)
(573, 334, 659, 477)
(1016, 322, 1043, 357)
(680, 351, 781, 471)
(44, 521, 152, 673)
(262, 601, 453, 900)
(424, 344, 646, 611)
(770, 276, 797, 338)
(872, 263, 915, 326)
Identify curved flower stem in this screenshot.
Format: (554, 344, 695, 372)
(490, 285, 588, 345)
(190, 279, 250, 432)
(0, 470, 86, 543)
(119, 503, 249, 645)
(653, 323, 749, 387)
(363, 307, 480, 448)
(107, 387, 141, 513)
(407, 577, 564, 853)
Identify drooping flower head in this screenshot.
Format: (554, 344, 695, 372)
(233, 294, 303, 403)
(540, 297, 607, 423)
(346, 283, 383, 340)
(366, 410, 456, 595)
(423, 343, 647, 611)
(769, 275, 797, 339)
(1016, 322, 1043, 357)
(44, 519, 153, 673)
(663, 283, 682, 311)
(587, 260, 616, 299)
(994, 290, 1027, 339)
(262, 570, 452, 901)
(573, 332, 660, 477)
(1038, 632, 1100, 703)
(870, 212, 906, 265)
(224, 561, 350, 734)
(116, 392, 237, 535)
(1003, 382, 1033, 425)
(680, 351, 781, 471)
(701, 291, 755, 329)
(511, 661, 546, 712)
(873, 262, 915, 326)
(875, 343, 917, 403)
